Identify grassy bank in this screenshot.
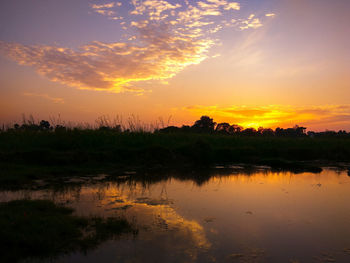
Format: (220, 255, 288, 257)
(0, 199, 134, 262)
(1, 129, 350, 187)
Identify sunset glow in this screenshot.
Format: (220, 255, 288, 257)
(1, 0, 349, 130)
(184, 104, 350, 130)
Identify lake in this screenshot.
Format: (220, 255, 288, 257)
(2, 167, 350, 263)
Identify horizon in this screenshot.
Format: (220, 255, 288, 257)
(3, 113, 350, 133)
(1, 0, 350, 131)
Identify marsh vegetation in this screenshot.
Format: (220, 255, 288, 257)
(0, 199, 134, 262)
(1, 115, 350, 188)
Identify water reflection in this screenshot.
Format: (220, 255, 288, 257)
(2, 168, 350, 262)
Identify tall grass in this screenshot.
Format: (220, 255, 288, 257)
(1, 114, 173, 133)
(1, 114, 350, 182)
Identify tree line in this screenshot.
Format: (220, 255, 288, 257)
(6, 115, 349, 137)
(158, 116, 348, 137)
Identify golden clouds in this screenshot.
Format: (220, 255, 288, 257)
(239, 14, 263, 30)
(0, 32, 212, 93)
(130, 0, 181, 20)
(184, 105, 350, 129)
(0, 1, 270, 94)
(91, 3, 116, 9)
(91, 2, 119, 17)
(96, 185, 211, 257)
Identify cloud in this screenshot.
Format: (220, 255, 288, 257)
(239, 14, 263, 30)
(130, 0, 181, 20)
(0, 34, 210, 93)
(92, 185, 211, 261)
(91, 2, 119, 17)
(130, 20, 149, 28)
(94, 9, 115, 16)
(207, 0, 240, 10)
(184, 104, 350, 130)
(265, 13, 275, 17)
(91, 2, 116, 9)
(0, 1, 271, 94)
(110, 16, 123, 20)
(22, 92, 64, 104)
(177, 0, 238, 24)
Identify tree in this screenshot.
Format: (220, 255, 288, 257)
(39, 120, 51, 130)
(192, 116, 216, 133)
(215, 122, 231, 134)
(241, 128, 257, 136)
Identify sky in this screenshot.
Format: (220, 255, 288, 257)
(0, 0, 349, 130)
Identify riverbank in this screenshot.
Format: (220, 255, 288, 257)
(1, 130, 350, 188)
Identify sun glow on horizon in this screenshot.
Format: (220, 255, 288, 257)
(238, 122, 268, 130)
(183, 104, 350, 131)
(0, 0, 349, 130)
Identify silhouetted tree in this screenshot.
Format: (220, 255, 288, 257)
(192, 116, 216, 133)
(275, 125, 306, 137)
(39, 120, 51, 130)
(293, 125, 307, 136)
(215, 123, 243, 135)
(231, 124, 243, 133)
(241, 128, 257, 136)
(261, 128, 274, 136)
(215, 122, 231, 134)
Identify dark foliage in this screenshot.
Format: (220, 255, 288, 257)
(191, 116, 216, 133)
(0, 199, 133, 262)
(1, 115, 350, 188)
(6, 115, 350, 137)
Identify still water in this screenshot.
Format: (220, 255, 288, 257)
(2, 168, 350, 262)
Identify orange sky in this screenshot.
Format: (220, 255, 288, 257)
(0, 0, 349, 131)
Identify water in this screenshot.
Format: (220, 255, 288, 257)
(2, 168, 350, 262)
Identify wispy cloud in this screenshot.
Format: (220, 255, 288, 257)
(94, 9, 115, 16)
(22, 92, 65, 104)
(130, 0, 181, 19)
(91, 2, 118, 17)
(0, 1, 272, 94)
(239, 14, 263, 30)
(91, 1, 124, 18)
(91, 2, 116, 9)
(184, 104, 350, 130)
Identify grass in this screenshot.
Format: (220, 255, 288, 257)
(1, 129, 350, 188)
(2, 129, 349, 160)
(0, 199, 134, 262)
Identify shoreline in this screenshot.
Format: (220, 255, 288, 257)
(2, 131, 350, 189)
(1, 160, 349, 190)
